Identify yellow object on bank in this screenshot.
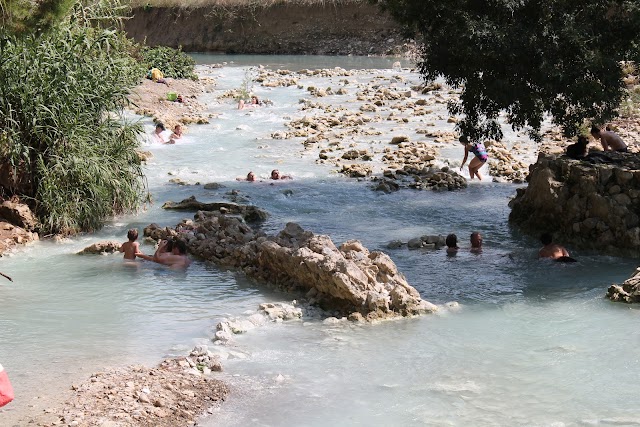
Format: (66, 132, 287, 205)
(150, 68, 164, 81)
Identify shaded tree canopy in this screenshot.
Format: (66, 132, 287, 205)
(374, 0, 640, 141)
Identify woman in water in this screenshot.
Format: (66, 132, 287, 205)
(459, 136, 488, 180)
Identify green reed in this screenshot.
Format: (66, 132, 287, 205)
(0, 0, 147, 234)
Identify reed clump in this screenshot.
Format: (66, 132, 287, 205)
(0, 0, 147, 235)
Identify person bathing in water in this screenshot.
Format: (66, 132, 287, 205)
(445, 234, 459, 255)
(238, 96, 261, 110)
(539, 233, 575, 262)
(137, 238, 191, 269)
(459, 136, 488, 180)
(119, 228, 141, 260)
(270, 169, 292, 180)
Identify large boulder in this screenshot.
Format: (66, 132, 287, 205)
(0, 201, 38, 231)
(148, 215, 437, 320)
(509, 153, 640, 256)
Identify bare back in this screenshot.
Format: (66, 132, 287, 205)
(600, 131, 626, 151)
(538, 243, 569, 260)
(120, 241, 140, 260)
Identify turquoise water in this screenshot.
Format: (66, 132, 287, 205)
(1, 56, 638, 426)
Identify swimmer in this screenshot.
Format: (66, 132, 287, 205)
(470, 231, 483, 253)
(270, 169, 292, 180)
(538, 233, 573, 261)
(445, 233, 459, 255)
(236, 171, 257, 182)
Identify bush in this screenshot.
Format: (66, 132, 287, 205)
(140, 45, 198, 80)
(0, 0, 147, 234)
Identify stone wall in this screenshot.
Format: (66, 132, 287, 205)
(509, 153, 640, 256)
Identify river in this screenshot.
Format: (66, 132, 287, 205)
(1, 55, 639, 426)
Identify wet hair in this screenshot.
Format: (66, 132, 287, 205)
(459, 135, 469, 144)
(590, 125, 601, 135)
(173, 239, 187, 255)
(247, 171, 256, 181)
(156, 122, 166, 131)
(271, 169, 280, 179)
(470, 231, 482, 247)
(540, 233, 553, 245)
(165, 239, 174, 252)
(127, 228, 138, 241)
(445, 233, 458, 248)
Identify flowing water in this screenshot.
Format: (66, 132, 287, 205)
(1, 55, 639, 426)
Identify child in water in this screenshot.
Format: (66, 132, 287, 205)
(459, 136, 489, 180)
(119, 228, 141, 260)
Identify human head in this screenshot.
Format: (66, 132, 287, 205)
(164, 239, 174, 253)
(540, 233, 553, 245)
(174, 124, 182, 134)
(470, 232, 482, 248)
(127, 228, 138, 242)
(459, 135, 469, 145)
(251, 96, 259, 104)
(590, 125, 601, 137)
(271, 169, 280, 180)
(172, 239, 187, 255)
(155, 123, 166, 133)
(247, 171, 256, 182)
(445, 234, 458, 248)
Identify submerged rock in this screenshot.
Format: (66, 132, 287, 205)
(78, 241, 121, 255)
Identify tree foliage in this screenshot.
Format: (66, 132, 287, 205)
(0, 0, 147, 234)
(374, 0, 640, 141)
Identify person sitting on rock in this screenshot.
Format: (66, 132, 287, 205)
(538, 233, 573, 261)
(270, 169, 292, 180)
(470, 231, 483, 253)
(566, 136, 589, 159)
(445, 234, 459, 255)
(591, 125, 627, 152)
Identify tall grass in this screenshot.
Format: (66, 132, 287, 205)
(0, 0, 147, 234)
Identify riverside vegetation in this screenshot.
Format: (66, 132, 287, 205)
(0, 0, 196, 235)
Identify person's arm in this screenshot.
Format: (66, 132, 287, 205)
(136, 253, 155, 262)
(561, 246, 570, 257)
(153, 240, 168, 261)
(133, 242, 141, 254)
(119, 244, 124, 253)
(600, 136, 609, 151)
(460, 145, 469, 170)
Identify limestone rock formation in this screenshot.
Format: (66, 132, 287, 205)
(144, 213, 437, 320)
(509, 153, 640, 256)
(162, 196, 268, 222)
(606, 268, 640, 303)
(0, 201, 38, 231)
(78, 241, 121, 255)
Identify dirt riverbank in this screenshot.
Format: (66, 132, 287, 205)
(124, 1, 415, 56)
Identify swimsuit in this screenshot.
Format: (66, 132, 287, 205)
(470, 142, 488, 162)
